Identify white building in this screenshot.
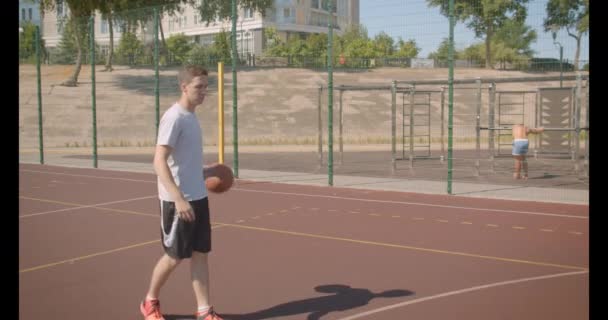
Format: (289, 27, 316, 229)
(19, 0, 42, 28)
(40, 0, 359, 58)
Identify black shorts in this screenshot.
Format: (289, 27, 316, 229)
(159, 197, 211, 259)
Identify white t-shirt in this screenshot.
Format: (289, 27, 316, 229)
(156, 103, 207, 201)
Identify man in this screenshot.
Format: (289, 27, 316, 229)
(512, 123, 544, 180)
(140, 65, 223, 320)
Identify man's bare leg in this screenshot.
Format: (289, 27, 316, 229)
(522, 157, 528, 180)
(191, 251, 211, 309)
(145, 254, 181, 300)
(513, 156, 523, 179)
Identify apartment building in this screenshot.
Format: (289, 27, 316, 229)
(19, 0, 41, 29)
(40, 0, 359, 58)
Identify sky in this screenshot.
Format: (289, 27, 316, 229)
(359, 0, 589, 64)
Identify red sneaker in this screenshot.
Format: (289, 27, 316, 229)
(196, 306, 223, 320)
(140, 299, 165, 320)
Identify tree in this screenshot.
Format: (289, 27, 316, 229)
(97, 0, 120, 71)
(543, 0, 588, 69)
(428, 38, 459, 62)
(343, 38, 375, 59)
(39, 0, 273, 85)
(263, 27, 287, 56)
(306, 33, 327, 57)
(54, 14, 101, 65)
(459, 43, 484, 64)
(19, 21, 48, 62)
(493, 19, 536, 57)
(166, 33, 193, 64)
(115, 31, 144, 65)
(336, 24, 369, 55)
(393, 38, 420, 58)
(213, 30, 232, 63)
(373, 32, 394, 57)
(111, 0, 189, 65)
(191, 0, 273, 25)
(40, 0, 98, 86)
(427, 0, 529, 69)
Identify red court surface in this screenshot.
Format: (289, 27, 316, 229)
(19, 163, 588, 320)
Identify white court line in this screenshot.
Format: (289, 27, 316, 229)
(20, 169, 155, 184)
(335, 270, 588, 320)
(20, 168, 587, 219)
(233, 189, 588, 219)
(19, 195, 157, 218)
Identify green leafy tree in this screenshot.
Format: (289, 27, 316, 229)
(459, 43, 484, 64)
(306, 33, 327, 57)
(459, 19, 536, 69)
(493, 19, 536, 57)
(428, 38, 460, 62)
(427, 0, 529, 69)
(263, 27, 287, 56)
(54, 14, 102, 65)
(166, 33, 193, 64)
(191, 0, 273, 25)
(343, 38, 375, 59)
(40, 0, 98, 86)
(393, 38, 419, 58)
(185, 44, 215, 66)
(373, 32, 394, 57)
(19, 22, 48, 62)
(336, 24, 369, 56)
(213, 30, 232, 63)
(110, 0, 189, 64)
(543, 0, 588, 69)
(115, 31, 144, 65)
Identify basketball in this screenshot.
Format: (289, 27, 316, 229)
(204, 163, 234, 193)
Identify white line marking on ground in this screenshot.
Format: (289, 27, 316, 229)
(19, 195, 157, 218)
(20, 226, 226, 273)
(335, 270, 588, 320)
(20, 169, 155, 183)
(234, 188, 587, 219)
(20, 168, 588, 219)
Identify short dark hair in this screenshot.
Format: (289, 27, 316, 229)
(178, 65, 208, 85)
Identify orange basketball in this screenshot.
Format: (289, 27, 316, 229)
(204, 163, 234, 193)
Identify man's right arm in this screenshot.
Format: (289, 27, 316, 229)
(154, 145, 195, 221)
(528, 127, 545, 134)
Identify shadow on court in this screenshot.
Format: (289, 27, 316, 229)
(165, 284, 413, 320)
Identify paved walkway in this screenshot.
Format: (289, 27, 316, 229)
(19, 147, 588, 205)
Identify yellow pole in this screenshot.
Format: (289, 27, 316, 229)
(218, 61, 225, 164)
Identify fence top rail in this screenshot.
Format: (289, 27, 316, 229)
(394, 74, 588, 86)
(480, 126, 590, 131)
(318, 84, 395, 91)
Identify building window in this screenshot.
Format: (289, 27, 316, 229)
(244, 8, 254, 19)
(283, 8, 291, 18)
(22, 9, 25, 21)
(57, 0, 64, 17)
(100, 19, 108, 34)
(28, 8, 32, 21)
(311, 0, 319, 9)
